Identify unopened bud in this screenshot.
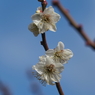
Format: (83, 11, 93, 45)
(36, 10, 41, 13)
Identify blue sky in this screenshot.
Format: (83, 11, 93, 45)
(0, 0, 95, 95)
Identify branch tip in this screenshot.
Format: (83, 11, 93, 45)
(41, 0, 47, 4)
(38, 0, 44, 2)
(52, 0, 59, 6)
(38, 0, 47, 5)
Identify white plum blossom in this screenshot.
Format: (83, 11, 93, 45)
(46, 41, 73, 64)
(32, 56, 64, 85)
(28, 6, 61, 36)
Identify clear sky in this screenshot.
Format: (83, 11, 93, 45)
(0, 0, 95, 95)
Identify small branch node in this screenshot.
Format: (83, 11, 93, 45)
(38, 0, 42, 2)
(40, 41, 43, 45)
(85, 41, 91, 46)
(41, 0, 47, 11)
(42, 0, 47, 5)
(77, 24, 83, 31)
(69, 22, 73, 26)
(38, 0, 44, 2)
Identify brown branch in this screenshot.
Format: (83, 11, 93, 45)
(41, 33, 49, 51)
(52, 0, 95, 50)
(56, 82, 64, 95)
(38, 0, 49, 51)
(38, 0, 64, 95)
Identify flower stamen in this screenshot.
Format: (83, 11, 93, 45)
(54, 50, 63, 58)
(45, 64, 55, 73)
(42, 14, 50, 23)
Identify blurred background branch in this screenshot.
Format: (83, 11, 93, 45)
(26, 69, 44, 95)
(0, 81, 12, 95)
(52, 0, 95, 50)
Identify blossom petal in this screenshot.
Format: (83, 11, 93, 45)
(55, 41, 64, 51)
(51, 74, 61, 82)
(46, 56, 54, 65)
(32, 62, 44, 74)
(58, 41, 64, 50)
(28, 23, 39, 36)
(39, 22, 48, 33)
(37, 22, 43, 30)
(55, 63, 64, 73)
(60, 60, 68, 64)
(50, 12, 61, 23)
(39, 55, 46, 62)
(49, 23, 57, 32)
(63, 49, 73, 59)
(47, 74, 55, 85)
(32, 13, 42, 24)
(44, 6, 54, 14)
(46, 49, 55, 56)
(43, 74, 48, 82)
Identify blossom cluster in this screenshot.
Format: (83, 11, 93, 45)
(28, 6, 73, 85)
(28, 6, 61, 36)
(32, 41, 73, 85)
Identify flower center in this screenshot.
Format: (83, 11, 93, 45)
(54, 50, 63, 58)
(42, 14, 50, 23)
(45, 64, 55, 73)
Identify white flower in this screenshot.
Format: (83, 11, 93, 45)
(31, 6, 61, 34)
(46, 41, 73, 64)
(32, 56, 64, 85)
(28, 23, 39, 36)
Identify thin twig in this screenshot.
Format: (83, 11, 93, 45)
(52, 0, 95, 50)
(0, 81, 12, 95)
(38, 0, 49, 51)
(56, 82, 64, 95)
(38, 0, 64, 95)
(41, 33, 49, 51)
